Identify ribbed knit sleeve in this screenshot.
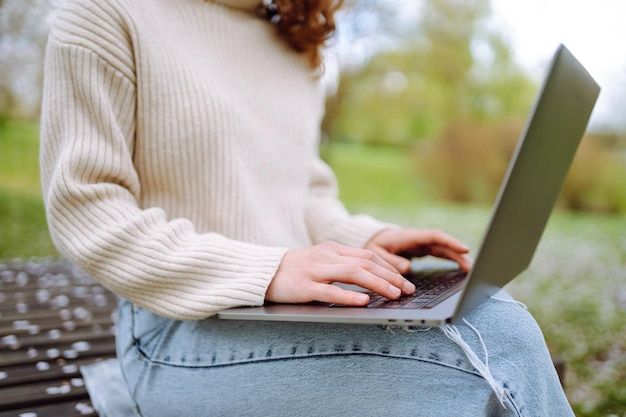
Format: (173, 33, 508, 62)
(40, 0, 287, 320)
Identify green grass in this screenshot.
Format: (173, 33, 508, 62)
(0, 187, 58, 258)
(512, 212, 626, 416)
(0, 120, 58, 259)
(0, 119, 42, 192)
(2, 121, 625, 415)
(322, 142, 430, 210)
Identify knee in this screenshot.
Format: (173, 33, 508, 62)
(466, 297, 552, 362)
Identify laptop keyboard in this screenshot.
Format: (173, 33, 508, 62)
(330, 269, 467, 310)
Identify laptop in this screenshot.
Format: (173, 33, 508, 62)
(218, 44, 600, 326)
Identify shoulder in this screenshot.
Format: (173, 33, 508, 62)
(47, 0, 141, 78)
(50, 0, 135, 40)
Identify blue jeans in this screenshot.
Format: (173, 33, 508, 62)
(116, 291, 573, 417)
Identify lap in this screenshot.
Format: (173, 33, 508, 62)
(116, 291, 572, 417)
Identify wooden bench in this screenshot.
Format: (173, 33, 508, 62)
(0, 258, 117, 417)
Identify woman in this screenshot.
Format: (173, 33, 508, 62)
(40, 0, 573, 415)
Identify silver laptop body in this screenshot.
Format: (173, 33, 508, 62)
(218, 44, 600, 326)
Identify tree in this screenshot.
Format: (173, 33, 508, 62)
(323, 0, 536, 146)
(0, 0, 61, 121)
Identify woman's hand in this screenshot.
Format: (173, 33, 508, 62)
(265, 241, 416, 306)
(265, 228, 472, 307)
(365, 228, 473, 275)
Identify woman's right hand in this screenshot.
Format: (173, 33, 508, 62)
(265, 241, 416, 306)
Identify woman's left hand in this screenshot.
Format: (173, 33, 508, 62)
(365, 228, 473, 274)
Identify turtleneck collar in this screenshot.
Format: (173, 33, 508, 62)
(213, 0, 261, 11)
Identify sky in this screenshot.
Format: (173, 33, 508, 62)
(489, 0, 626, 131)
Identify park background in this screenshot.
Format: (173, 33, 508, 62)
(1, 0, 625, 415)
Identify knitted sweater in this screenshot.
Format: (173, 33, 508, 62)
(40, 0, 388, 320)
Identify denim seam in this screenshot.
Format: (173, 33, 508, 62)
(134, 346, 484, 379)
(503, 385, 523, 417)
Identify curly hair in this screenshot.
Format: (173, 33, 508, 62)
(258, 0, 344, 69)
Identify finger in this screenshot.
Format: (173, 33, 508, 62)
(388, 236, 469, 259)
(316, 262, 406, 300)
(312, 242, 415, 297)
(309, 282, 371, 306)
(335, 244, 399, 274)
(333, 245, 414, 295)
(458, 254, 473, 271)
(367, 248, 416, 294)
(428, 245, 474, 271)
(342, 263, 403, 299)
(421, 229, 469, 250)
(369, 245, 412, 275)
(346, 258, 416, 297)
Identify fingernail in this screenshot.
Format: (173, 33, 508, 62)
(404, 281, 416, 294)
(388, 285, 401, 297)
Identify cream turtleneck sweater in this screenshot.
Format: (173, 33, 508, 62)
(40, 0, 387, 320)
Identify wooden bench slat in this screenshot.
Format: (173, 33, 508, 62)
(0, 302, 117, 316)
(0, 379, 92, 412)
(0, 399, 98, 417)
(0, 357, 116, 389)
(0, 308, 112, 325)
(1, 328, 115, 354)
(0, 339, 116, 368)
(0, 317, 115, 339)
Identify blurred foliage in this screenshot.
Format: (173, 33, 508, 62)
(413, 118, 626, 213)
(562, 133, 626, 213)
(324, 0, 537, 146)
(413, 117, 519, 202)
(0, 0, 61, 119)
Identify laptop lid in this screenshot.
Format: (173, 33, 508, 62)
(218, 44, 600, 326)
(451, 43, 600, 322)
